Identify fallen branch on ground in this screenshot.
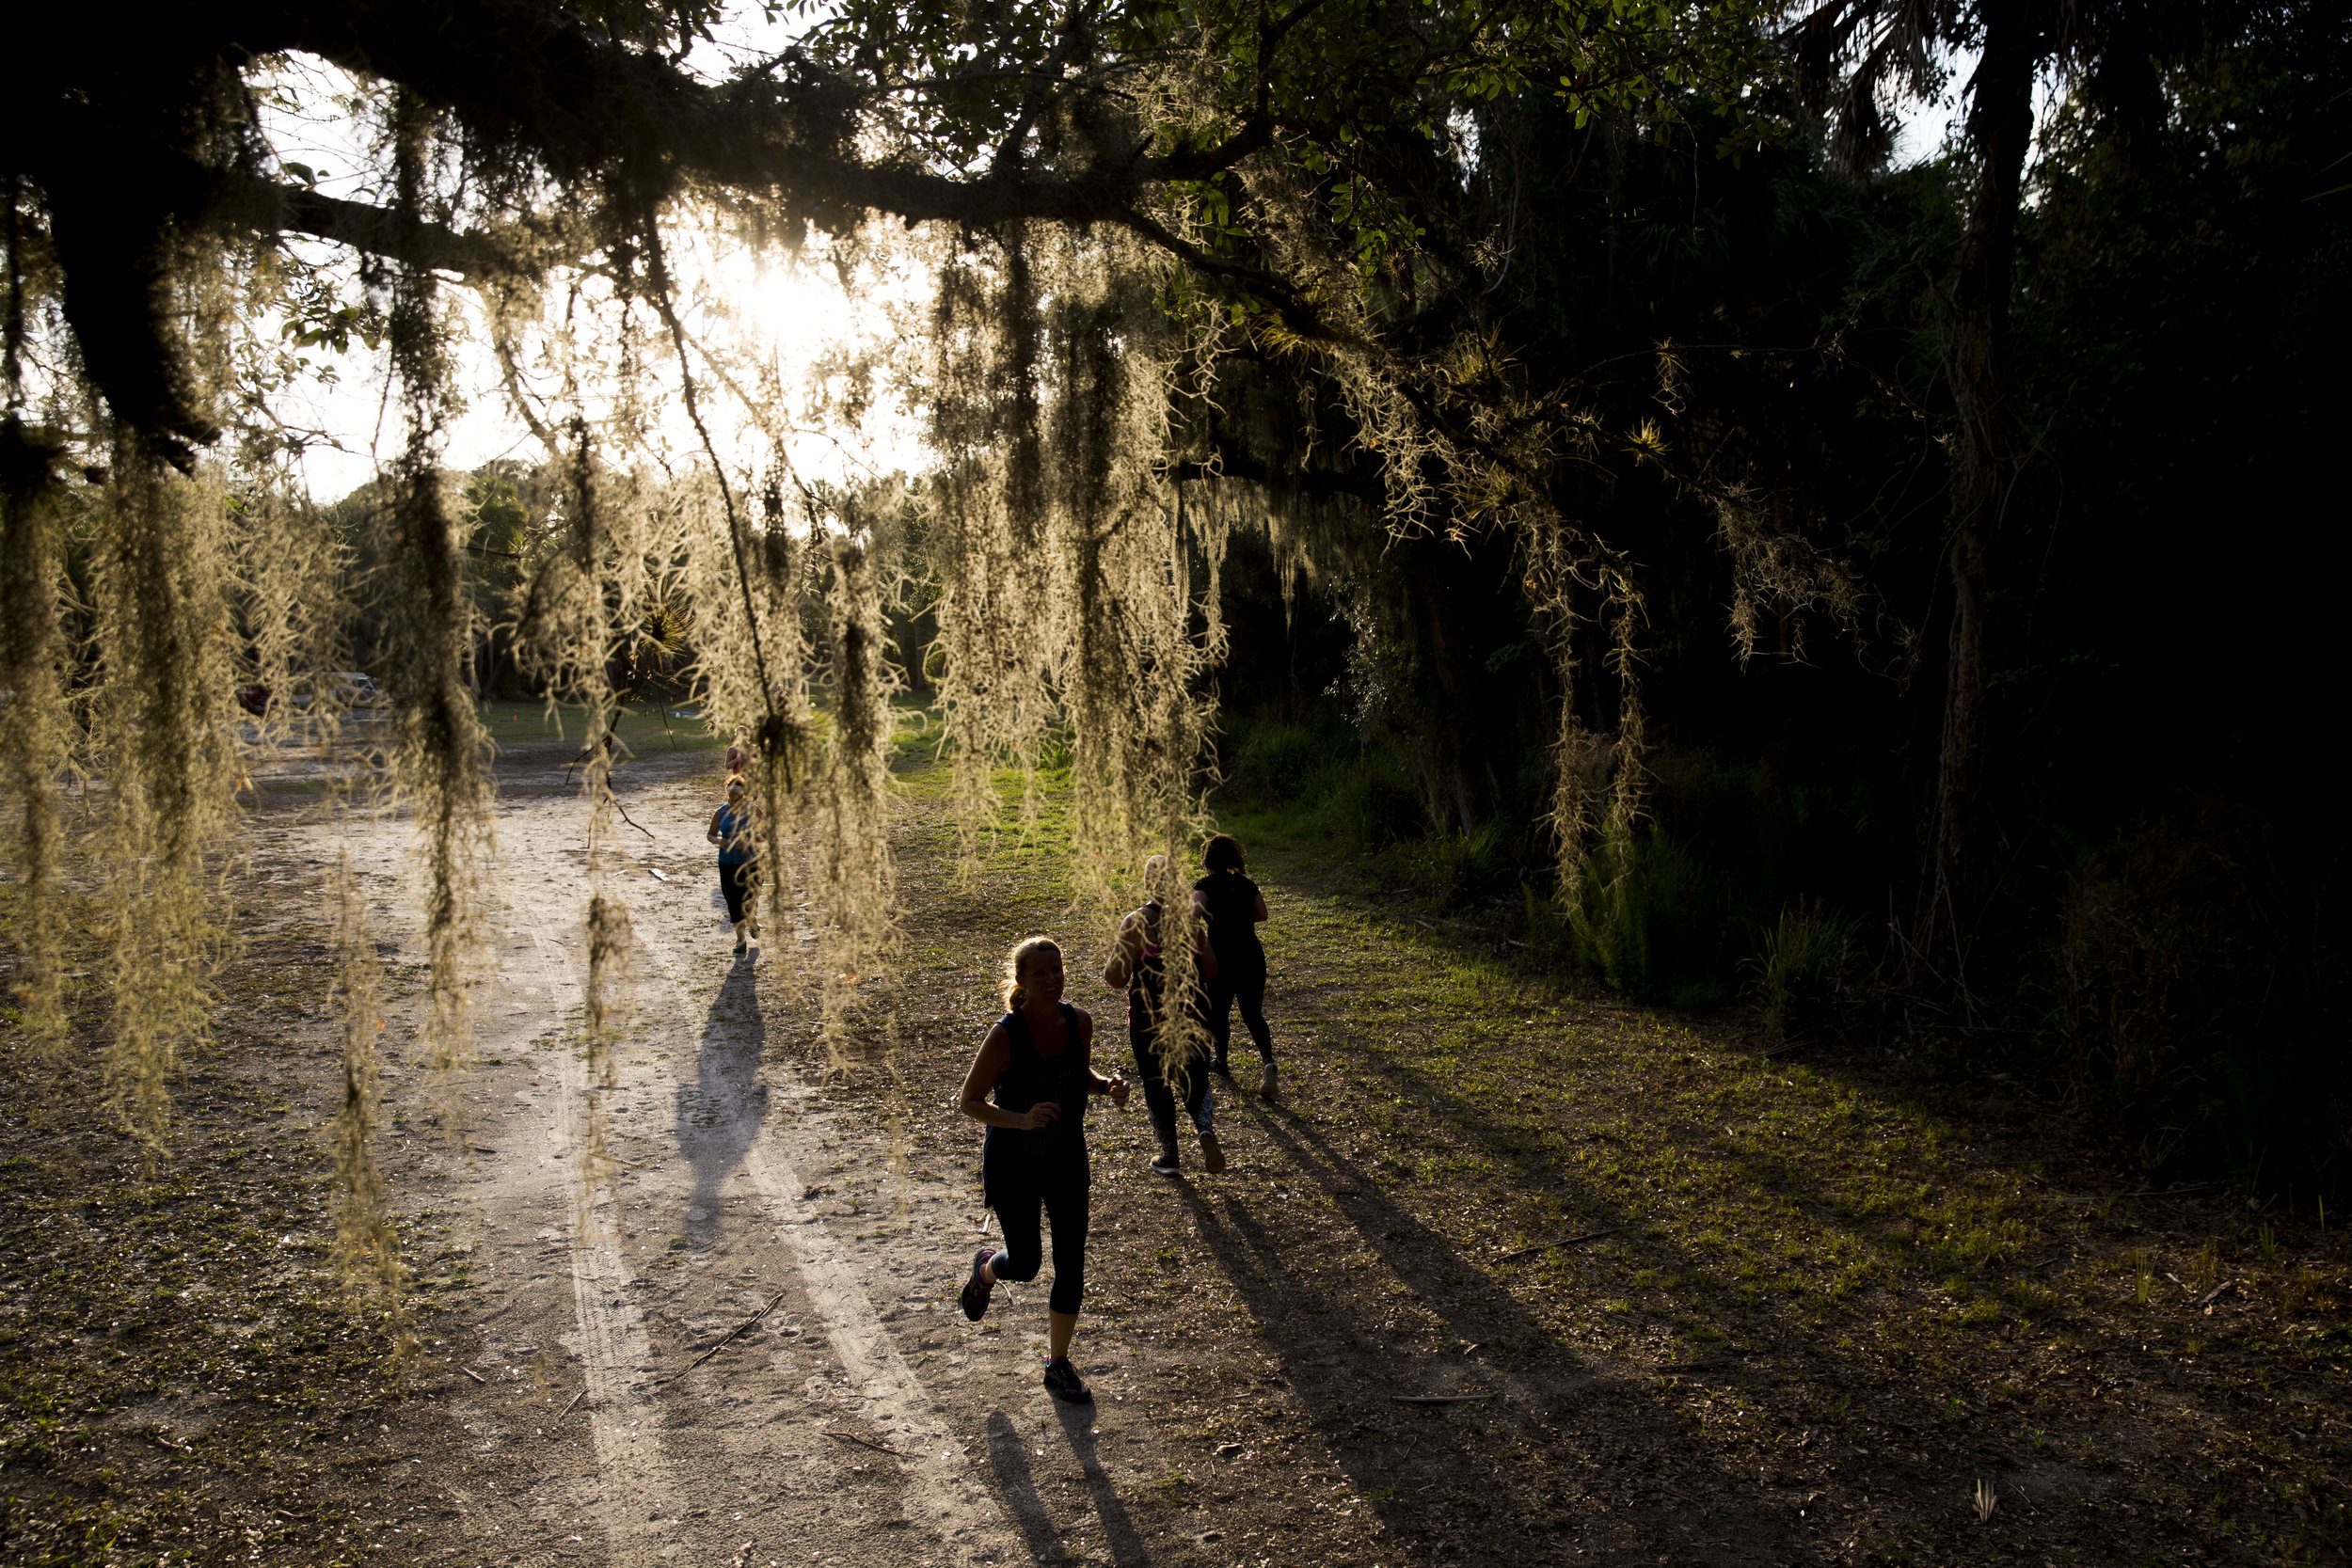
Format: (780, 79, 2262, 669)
(661, 1289, 789, 1382)
(1497, 1225, 1627, 1262)
(826, 1429, 903, 1456)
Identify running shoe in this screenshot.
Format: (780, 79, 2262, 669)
(1212, 1055, 1232, 1078)
(734, 937, 747, 956)
(959, 1246, 995, 1322)
(1198, 1131, 1227, 1174)
(1259, 1062, 1279, 1103)
(1149, 1151, 1181, 1177)
(1042, 1358, 1093, 1404)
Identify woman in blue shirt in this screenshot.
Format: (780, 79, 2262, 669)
(706, 778, 758, 955)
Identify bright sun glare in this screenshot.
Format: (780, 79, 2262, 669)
(259, 54, 932, 506)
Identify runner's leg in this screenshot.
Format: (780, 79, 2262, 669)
(1042, 1167, 1088, 1351)
(1129, 1026, 1180, 1166)
(1205, 974, 1236, 1074)
(1237, 968, 1273, 1064)
(991, 1183, 1044, 1285)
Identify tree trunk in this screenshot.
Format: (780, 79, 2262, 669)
(1923, 0, 2040, 986)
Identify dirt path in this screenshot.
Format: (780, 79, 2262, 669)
(317, 747, 1050, 1567)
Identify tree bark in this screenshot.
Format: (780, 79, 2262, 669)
(1923, 0, 2040, 981)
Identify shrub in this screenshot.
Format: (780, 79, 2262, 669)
(1746, 900, 1860, 1042)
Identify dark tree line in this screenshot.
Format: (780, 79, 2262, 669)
(1207, 2, 2349, 1190)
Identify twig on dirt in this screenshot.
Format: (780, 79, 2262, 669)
(1656, 1359, 1737, 1374)
(608, 797, 658, 840)
(2196, 1279, 2237, 1309)
(1393, 1395, 1488, 1405)
(459, 1366, 486, 1384)
(662, 1288, 789, 1382)
(2057, 1183, 2217, 1205)
(1497, 1225, 1627, 1263)
(561, 1386, 588, 1417)
(826, 1428, 904, 1456)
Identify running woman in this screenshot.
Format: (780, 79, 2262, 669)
(1192, 833, 1278, 1101)
(706, 778, 758, 955)
(956, 938, 1129, 1404)
(1105, 855, 1223, 1176)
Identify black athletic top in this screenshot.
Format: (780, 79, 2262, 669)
(982, 1004, 1089, 1197)
(1193, 871, 1265, 974)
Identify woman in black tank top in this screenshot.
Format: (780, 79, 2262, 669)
(953, 937, 1128, 1404)
(1193, 832, 1277, 1100)
(1106, 855, 1223, 1177)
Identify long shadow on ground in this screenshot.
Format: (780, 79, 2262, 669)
(1168, 1099, 1797, 1565)
(678, 954, 769, 1240)
(991, 1404, 1154, 1566)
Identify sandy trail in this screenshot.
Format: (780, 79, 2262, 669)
(322, 748, 1035, 1567)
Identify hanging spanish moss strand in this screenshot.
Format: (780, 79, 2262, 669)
(0, 419, 71, 1066)
(565, 428, 637, 1174)
(0, 457, 69, 1065)
(923, 220, 1227, 1085)
(808, 483, 903, 1054)
(379, 97, 492, 1101)
(926, 235, 1057, 864)
(1, 176, 75, 1069)
(90, 445, 238, 1158)
(327, 854, 413, 1367)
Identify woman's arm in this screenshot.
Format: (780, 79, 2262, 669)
(1192, 920, 1219, 982)
(1102, 913, 1140, 990)
(958, 1027, 1057, 1130)
(707, 808, 725, 845)
(1253, 891, 1268, 923)
(1072, 1009, 1130, 1106)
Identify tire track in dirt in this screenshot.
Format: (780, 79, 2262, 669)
(516, 901, 682, 1567)
(397, 755, 1020, 1565)
(628, 907, 1016, 1557)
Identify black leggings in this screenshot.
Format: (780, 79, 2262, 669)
(718, 858, 753, 924)
(991, 1168, 1089, 1315)
(1205, 967, 1273, 1066)
(1130, 1026, 1212, 1146)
